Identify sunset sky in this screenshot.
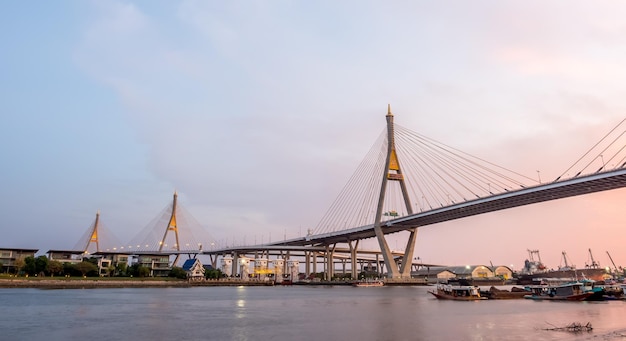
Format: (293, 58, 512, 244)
(2, 1, 626, 271)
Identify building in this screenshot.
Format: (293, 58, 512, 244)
(492, 265, 514, 280)
(0, 248, 38, 273)
(182, 258, 205, 281)
(412, 267, 456, 282)
(412, 265, 511, 283)
(92, 252, 130, 276)
(46, 250, 85, 264)
(134, 254, 172, 277)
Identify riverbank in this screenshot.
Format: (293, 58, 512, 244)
(0, 277, 429, 289)
(0, 278, 276, 289)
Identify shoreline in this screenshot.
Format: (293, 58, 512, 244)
(0, 278, 430, 289)
(0, 278, 276, 289)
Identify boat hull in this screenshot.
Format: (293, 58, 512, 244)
(353, 281, 384, 287)
(523, 292, 594, 301)
(429, 291, 486, 301)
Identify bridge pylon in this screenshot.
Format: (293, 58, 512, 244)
(159, 191, 182, 266)
(373, 105, 417, 279)
(81, 211, 101, 253)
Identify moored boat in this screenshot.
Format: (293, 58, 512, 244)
(480, 286, 529, 299)
(353, 279, 384, 287)
(523, 282, 594, 301)
(429, 284, 486, 301)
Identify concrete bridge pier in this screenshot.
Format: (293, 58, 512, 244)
(349, 239, 359, 280)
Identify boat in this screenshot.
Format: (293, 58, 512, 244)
(429, 284, 486, 300)
(516, 249, 609, 285)
(353, 279, 384, 287)
(523, 282, 594, 301)
(480, 286, 529, 299)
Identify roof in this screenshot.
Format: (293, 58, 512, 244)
(182, 258, 201, 271)
(0, 247, 39, 253)
(413, 265, 495, 276)
(46, 249, 85, 254)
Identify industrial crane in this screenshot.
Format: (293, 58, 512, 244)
(586, 248, 599, 269)
(606, 251, 618, 274)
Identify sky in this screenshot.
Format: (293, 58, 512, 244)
(2, 1, 626, 271)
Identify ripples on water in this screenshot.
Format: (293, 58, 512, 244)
(1, 285, 626, 341)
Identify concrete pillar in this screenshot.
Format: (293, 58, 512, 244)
(221, 255, 233, 277)
(305, 251, 311, 278)
(272, 258, 284, 283)
(239, 256, 250, 281)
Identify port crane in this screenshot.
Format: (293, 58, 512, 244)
(586, 249, 600, 269)
(559, 251, 575, 271)
(606, 251, 618, 273)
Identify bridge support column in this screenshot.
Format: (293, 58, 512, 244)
(348, 240, 360, 280)
(400, 228, 418, 278)
(312, 253, 317, 277)
(232, 252, 239, 278)
(209, 254, 217, 269)
(305, 251, 311, 278)
(325, 245, 336, 280)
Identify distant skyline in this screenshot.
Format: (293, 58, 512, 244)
(2, 1, 626, 270)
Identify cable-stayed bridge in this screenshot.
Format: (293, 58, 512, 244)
(70, 106, 626, 280)
(215, 107, 626, 279)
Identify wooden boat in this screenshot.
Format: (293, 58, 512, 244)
(480, 286, 529, 299)
(429, 284, 486, 300)
(523, 282, 594, 301)
(353, 280, 384, 287)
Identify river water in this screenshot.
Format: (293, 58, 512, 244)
(2, 285, 626, 341)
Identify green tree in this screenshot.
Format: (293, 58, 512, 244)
(115, 263, 128, 277)
(138, 266, 150, 278)
(205, 268, 223, 280)
(74, 261, 98, 277)
(23, 256, 36, 276)
(127, 263, 150, 277)
(169, 266, 187, 279)
(35, 256, 49, 276)
(48, 261, 63, 277)
(63, 262, 77, 276)
(0, 261, 4, 274)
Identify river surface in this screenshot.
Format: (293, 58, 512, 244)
(2, 285, 626, 341)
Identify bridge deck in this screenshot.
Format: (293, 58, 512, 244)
(272, 168, 626, 246)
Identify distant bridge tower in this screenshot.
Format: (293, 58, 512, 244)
(374, 105, 417, 279)
(82, 211, 101, 253)
(159, 191, 181, 265)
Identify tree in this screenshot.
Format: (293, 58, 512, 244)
(169, 266, 187, 279)
(0, 261, 4, 274)
(115, 263, 127, 277)
(137, 266, 150, 278)
(48, 261, 63, 277)
(127, 263, 150, 278)
(205, 268, 224, 280)
(63, 262, 77, 276)
(74, 261, 98, 277)
(35, 256, 49, 276)
(23, 256, 36, 276)
(13, 258, 25, 275)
